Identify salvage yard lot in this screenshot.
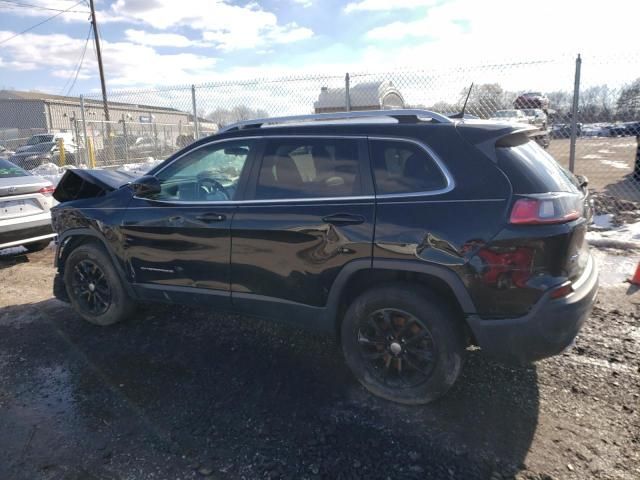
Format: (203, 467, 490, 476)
(0, 248, 639, 480)
(550, 137, 639, 202)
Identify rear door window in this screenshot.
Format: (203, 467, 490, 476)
(254, 138, 362, 199)
(370, 139, 448, 195)
(496, 140, 580, 193)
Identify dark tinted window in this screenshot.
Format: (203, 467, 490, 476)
(496, 140, 580, 194)
(255, 138, 361, 199)
(0, 159, 29, 178)
(370, 139, 447, 194)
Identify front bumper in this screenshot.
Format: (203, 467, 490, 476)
(467, 254, 599, 364)
(0, 212, 55, 249)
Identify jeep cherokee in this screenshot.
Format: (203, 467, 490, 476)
(51, 110, 598, 404)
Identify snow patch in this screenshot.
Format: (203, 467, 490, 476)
(600, 159, 629, 170)
(592, 214, 614, 229)
(587, 219, 640, 249)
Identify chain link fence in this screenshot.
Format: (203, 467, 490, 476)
(1, 54, 638, 215)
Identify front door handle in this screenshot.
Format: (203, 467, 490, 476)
(322, 213, 365, 226)
(195, 212, 227, 223)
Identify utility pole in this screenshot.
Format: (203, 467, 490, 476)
(89, 0, 109, 122)
(89, 0, 112, 163)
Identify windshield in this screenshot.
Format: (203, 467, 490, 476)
(0, 159, 29, 178)
(497, 139, 581, 193)
(26, 142, 56, 153)
(27, 134, 54, 145)
(494, 110, 519, 118)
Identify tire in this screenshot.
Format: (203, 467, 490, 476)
(63, 243, 136, 326)
(341, 284, 465, 405)
(24, 239, 51, 252)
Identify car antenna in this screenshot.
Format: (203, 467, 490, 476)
(450, 83, 474, 119)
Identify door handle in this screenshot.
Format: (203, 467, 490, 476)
(195, 212, 227, 223)
(322, 213, 365, 225)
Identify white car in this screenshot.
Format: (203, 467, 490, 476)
(489, 109, 528, 124)
(0, 159, 56, 252)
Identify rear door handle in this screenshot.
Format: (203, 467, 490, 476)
(322, 213, 365, 225)
(195, 212, 227, 223)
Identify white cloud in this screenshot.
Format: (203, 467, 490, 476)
(124, 29, 195, 47)
(0, 30, 219, 88)
(109, 0, 313, 50)
(292, 0, 313, 7)
(344, 0, 435, 13)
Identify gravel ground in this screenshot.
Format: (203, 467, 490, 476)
(0, 247, 638, 480)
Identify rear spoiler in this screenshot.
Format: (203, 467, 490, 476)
(455, 122, 540, 162)
(53, 169, 135, 203)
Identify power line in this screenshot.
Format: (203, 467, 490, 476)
(0, 0, 88, 14)
(0, 0, 86, 46)
(60, 23, 92, 96)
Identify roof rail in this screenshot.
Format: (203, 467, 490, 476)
(218, 109, 452, 133)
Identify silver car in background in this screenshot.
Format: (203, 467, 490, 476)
(0, 159, 56, 252)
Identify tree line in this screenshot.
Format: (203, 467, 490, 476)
(421, 79, 640, 123)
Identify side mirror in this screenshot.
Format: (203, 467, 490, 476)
(575, 174, 589, 189)
(130, 175, 161, 197)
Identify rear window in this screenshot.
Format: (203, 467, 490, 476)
(370, 139, 447, 195)
(496, 140, 580, 194)
(0, 159, 29, 178)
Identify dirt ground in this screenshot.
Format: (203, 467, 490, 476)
(0, 246, 638, 480)
(549, 137, 639, 202)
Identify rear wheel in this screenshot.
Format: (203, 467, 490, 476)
(64, 243, 136, 326)
(24, 239, 51, 252)
(341, 284, 465, 404)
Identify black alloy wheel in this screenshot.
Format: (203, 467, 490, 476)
(70, 259, 112, 316)
(357, 308, 437, 388)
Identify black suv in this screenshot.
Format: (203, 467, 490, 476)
(51, 110, 598, 404)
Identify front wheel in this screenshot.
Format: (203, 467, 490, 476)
(341, 285, 465, 405)
(63, 243, 136, 326)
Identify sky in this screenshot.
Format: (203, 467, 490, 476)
(0, 0, 639, 104)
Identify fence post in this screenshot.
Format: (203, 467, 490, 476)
(80, 95, 89, 166)
(121, 114, 129, 162)
(191, 84, 200, 140)
(57, 138, 66, 166)
(345, 73, 351, 112)
(569, 54, 582, 173)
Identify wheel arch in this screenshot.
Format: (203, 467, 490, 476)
(56, 228, 137, 299)
(328, 259, 476, 339)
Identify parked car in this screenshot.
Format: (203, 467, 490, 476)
(550, 123, 583, 139)
(605, 121, 640, 137)
(51, 109, 598, 405)
(514, 92, 550, 110)
(0, 158, 56, 252)
(16, 132, 77, 154)
(489, 109, 528, 124)
(9, 142, 75, 170)
(520, 108, 548, 129)
(111, 136, 174, 161)
(0, 145, 14, 159)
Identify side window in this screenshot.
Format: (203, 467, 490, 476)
(370, 139, 447, 195)
(255, 138, 362, 199)
(152, 140, 254, 201)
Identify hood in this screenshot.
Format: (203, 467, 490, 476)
(53, 168, 136, 203)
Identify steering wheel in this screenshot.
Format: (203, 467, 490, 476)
(197, 176, 229, 200)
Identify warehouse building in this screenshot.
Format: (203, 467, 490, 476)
(0, 90, 195, 150)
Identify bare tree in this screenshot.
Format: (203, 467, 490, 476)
(616, 78, 640, 121)
(206, 106, 269, 127)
